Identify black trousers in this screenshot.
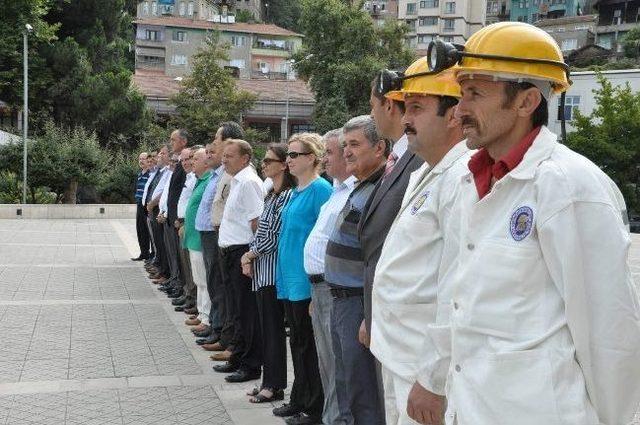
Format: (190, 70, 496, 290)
(135, 200, 150, 258)
(283, 299, 324, 417)
(219, 245, 262, 370)
(256, 286, 286, 390)
(201, 231, 224, 336)
(149, 209, 169, 277)
(163, 222, 182, 286)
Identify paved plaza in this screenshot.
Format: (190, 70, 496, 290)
(0, 218, 638, 425)
(0, 219, 290, 425)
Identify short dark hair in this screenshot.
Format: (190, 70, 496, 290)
(436, 96, 459, 117)
(219, 121, 245, 141)
(503, 82, 548, 127)
(370, 73, 406, 114)
(176, 128, 189, 143)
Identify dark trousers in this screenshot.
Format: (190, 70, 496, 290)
(135, 201, 150, 258)
(200, 231, 223, 335)
(331, 295, 384, 425)
(256, 286, 286, 390)
(219, 245, 262, 370)
(283, 299, 324, 417)
(149, 211, 169, 277)
(177, 232, 196, 301)
(163, 223, 182, 286)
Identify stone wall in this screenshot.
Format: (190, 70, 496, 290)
(0, 204, 137, 219)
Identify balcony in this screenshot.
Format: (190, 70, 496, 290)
(136, 38, 164, 48)
(251, 70, 288, 80)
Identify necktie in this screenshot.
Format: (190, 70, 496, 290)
(384, 152, 398, 178)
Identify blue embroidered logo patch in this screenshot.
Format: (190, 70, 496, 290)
(510, 206, 534, 241)
(411, 191, 430, 215)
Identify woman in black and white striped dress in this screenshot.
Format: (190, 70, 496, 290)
(241, 143, 294, 403)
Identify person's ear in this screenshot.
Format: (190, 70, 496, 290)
(516, 88, 542, 119)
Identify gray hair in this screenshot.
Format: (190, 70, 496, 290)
(343, 115, 380, 146)
(323, 128, 343, 152)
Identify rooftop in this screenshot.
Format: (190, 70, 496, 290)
(133, 17, 302, 37)
(535, 14, 598, 27)
(132, 70, 315, 103)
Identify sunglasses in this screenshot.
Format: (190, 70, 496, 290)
(287, 151, 313, 159)
(262, 158, 283, 165)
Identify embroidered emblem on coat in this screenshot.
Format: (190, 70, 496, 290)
(411, 191, 430, 215)
(510, 206, 534, 241)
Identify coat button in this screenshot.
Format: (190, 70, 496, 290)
(467, 243, 475, 250)
(455, 364, 461, 372)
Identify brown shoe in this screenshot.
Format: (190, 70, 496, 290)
(152, 277, 168, 284)
(202, 342, 225, 352)
(210, 349, 232, 361)
(191, 323, 209, 333)
(185, 318, 201, 326)
(184, 307, 198, 315)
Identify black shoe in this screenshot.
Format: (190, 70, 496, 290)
(273, 403, 302, 417)
(131, 254, 147, 261)
(171, 296, 187, 306)
(174, 305, 187, 312)
(193, 327, 211, 338)
(196, 336, 219, 345)
(285, 412, 321, 425)
(224, 368, 260, 383)
(212, 362, 238, 373)
(167, 290, 183, 299)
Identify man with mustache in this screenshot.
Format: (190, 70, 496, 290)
(369, 58, 469, 425)
(423, 22, 640, 425)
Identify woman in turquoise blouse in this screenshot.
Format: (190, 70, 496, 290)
(275, 133, 332, 422)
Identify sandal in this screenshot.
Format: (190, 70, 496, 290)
(249, 388, 284, 404)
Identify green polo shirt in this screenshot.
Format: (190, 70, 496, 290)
(183, 170, 212, 251)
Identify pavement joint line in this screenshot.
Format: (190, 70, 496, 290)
(0, 299, 162, 306)
(110, 220, 139, 258)
(0, 243, 125, 247)
(0, 264, 140, 268)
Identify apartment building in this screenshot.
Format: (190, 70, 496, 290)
(486, 0, 511, 24)
(364, 0, 400, 26)
(593, 0, 640, 52)
(139, 0, 262, 21)
(535, 14, 597, 52)
(510, 0, 595, 23)
(397, 0, 485, 52)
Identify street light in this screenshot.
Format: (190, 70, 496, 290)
(23, 23, 33, 205)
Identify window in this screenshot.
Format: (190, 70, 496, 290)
(443, 18, 455, 31)
(486, 1, 499, 14)
(561, 38, 578, 51)
(531, 13, 539, 22)
(558, 95, 580, 121)
(231, 35, 246, 47)
(406, 3, 417, 14)
(172, 30, 187, 42)
(257, 61, 269, 72)
(406, 20, 416, 30)
(441, 36, 454, 42)
(614, 9, 622, 25)
(143, 2, 149, 15)
(188, 1, 194, 16)
(418, 34, 435, 44)
(230, 59, 246, 69)
(151, 1, 157, 15)
(291, 124, 315, 134)
(420, 0, 438, 7)
(419, 17, 438, 26)
(145, 29, 160, 41)
(444, 2, 455, 14)
(171, 54, 187, 65)
(179, 1, 186, 16)
(406, 36, 417, 48)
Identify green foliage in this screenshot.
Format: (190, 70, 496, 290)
(0, 171, 56, 204)
(572, 57, 640, 72)
(566, 75, 640, 212)
(235, 9, 258, 23)
(264, 0, 302, 32)
(293, 0, 415, 133)
(622, 27, 640, 58)
(169, 32, 257, 145)
(97, 150, 139, 204)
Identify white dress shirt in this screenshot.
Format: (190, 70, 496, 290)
(303, 175, 357, 275)
(218, 166, 264, 248)
(151, 166, 172, 203)
(393, 134, 408, 159)
(158, 169, 173, 214)
(177, 172, 197, 219)
(141, 167, 158, 206)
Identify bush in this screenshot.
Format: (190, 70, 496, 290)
(97, 150, 139, 204)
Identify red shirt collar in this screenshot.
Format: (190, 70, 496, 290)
(468, 126, 541, 199)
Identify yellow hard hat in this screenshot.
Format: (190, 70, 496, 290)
(450, 22, 570, 93)
(385, 56, 461, 101)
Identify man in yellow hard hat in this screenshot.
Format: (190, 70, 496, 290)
(422, 22, 640, 425)
(368, 57, 470, 425)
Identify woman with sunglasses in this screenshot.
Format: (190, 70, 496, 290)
(273, 133, 332, 425)
(240, 144, 295, 403)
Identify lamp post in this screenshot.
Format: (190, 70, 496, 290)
(22, 23, 33, 205)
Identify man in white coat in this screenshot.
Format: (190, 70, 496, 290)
(370, 57, 470, 425)
(415, 21, 640, 425)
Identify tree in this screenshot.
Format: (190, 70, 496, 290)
(170, 32, 257, 145)
(622, 27, 640, 59)
(264, 0, 302, 32)
(293, 0, 414, 133)
(566, 75, 640, 212)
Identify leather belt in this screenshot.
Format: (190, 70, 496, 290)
(308, 274, 325, 284)
(219, 244, 248, 254)
(330, 287, 364, 298)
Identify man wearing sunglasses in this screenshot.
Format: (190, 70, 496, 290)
(423, 22, 640, 425)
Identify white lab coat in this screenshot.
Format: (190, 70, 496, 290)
(370, 142, 471, 394)
(433, 126, 640, 425)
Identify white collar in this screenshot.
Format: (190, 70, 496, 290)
(392, 134, 409, 159)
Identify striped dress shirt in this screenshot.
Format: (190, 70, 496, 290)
(249, 189, 292, 291)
